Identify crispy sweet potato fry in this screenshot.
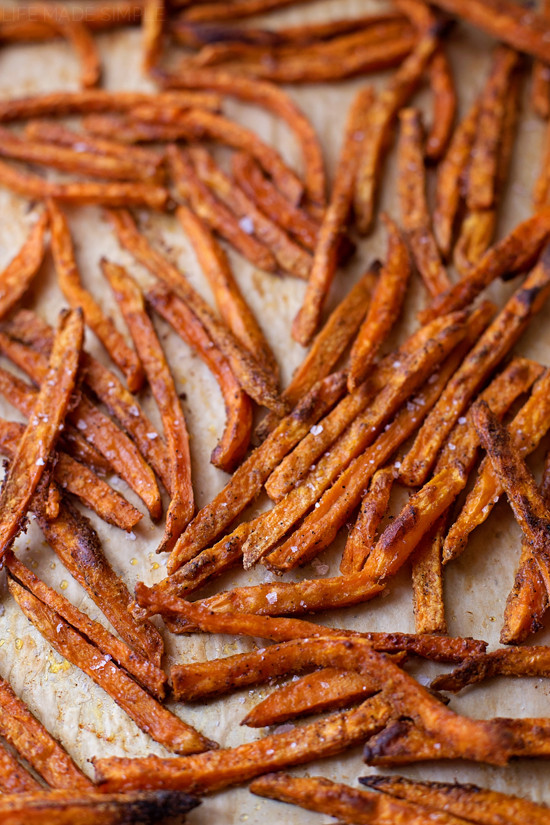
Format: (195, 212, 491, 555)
(250, 773, 469, 825)
(432, 645, 550, 693)
(9, 576, 216, 755)
(142, 0, 164, 74)
(425, 48, 457, 162)
(181, 0, 321, 23)
(147, 284, 252, 473)
(361, 774, 550, 825)
(0, 788, 200, 824)
(433, 97, 481, 259)
(501, 539, 549, 644)
(0, 675, 92, 790)
(175, 200, 279, 377)
(103, 260, 193, 554)
(453, 209, 497, 276)
(399, 251, 550, 486)
(533, 118, 550, 209)
(48, 200, 144, 394)
(107, 208, 284, 414)
(348, 215, 411, 390)
(0, 741, 41, 793)
(0, 308, 82, 563)
(444, 369, 550, 563)
(257, 263, 377, 441)
(341, 467, 395, 575)
(0, 211, 48, 321)
(410, 515, 448, 634)
(6, 552, 165, 699)
(353, 32, 440, 236)
(532, 0, 550, 118)
(37, 499, 164, 667)
(292, 86, 374, 346)
(396, 109, 450, 297)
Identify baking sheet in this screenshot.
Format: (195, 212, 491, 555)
(0, 1, 549, 821)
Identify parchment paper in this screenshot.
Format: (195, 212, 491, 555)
(0, 2, 549, 822)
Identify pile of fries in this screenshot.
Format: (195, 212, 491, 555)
(1, 0, 550, 822)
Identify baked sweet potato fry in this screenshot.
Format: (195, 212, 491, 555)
(107, 208, 284, 414)
(0, 211, 48, 321)
(501, 538, 549, 644)
(0, 675, 92, 790)
(348, 215, 411, 390)
(361, 774, 550, 825)
(250, 773, 468, 825)
(0, 742, 40, 793)
(396, 109, 450, 297)
(292, 86, 374, 346)
(353, 31, 440, 236)
(399, 250, 550, 486)
(410, 515, 447, 634)
(432, 645, 550, 693)
(147, 284, 252, 473)
(533, 119, 550, 209)
(425, 48, 456, 162)
(341, 467, 395, 575)
(6, 552, 165, 699)
(142, 0, 164, 75)
(180, 0, 323, 23)
(103, 260, 193, 553)
(9, 576, 216, 755)
(0, 308, 82, 563)
(532, 0, 550, 119)
(0, 788, 200, 824)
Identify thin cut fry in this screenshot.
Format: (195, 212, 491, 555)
(361, 774, 550, 825)
(341, 467, 395, 575)
(532, 0, 550, 118)
(9, 576, 216, 755)
(0, 211, 48, 321)
(399, 250, 550, 486)
(292, 87, 374, 346)
(181, 0, 324, 23)
(501, 538, 549, 644)
(147, 284, 252, 473)
(107, 208, 284, 414)
(425, 48, 457, 162)
(396, 109, 450, 297)
(0, 675, 92, 790)
(0, 308, 83, 563)
(353, 32, 440, 236)
(48, 200, 144, 394)
(432, 645, 550, 693)
(348, 215, 411, 391)
(142, 0, 164, 74)
(103, 260, 194, 554)
(411, 515, 447, 634)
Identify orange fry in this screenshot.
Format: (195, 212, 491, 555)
(341, 467, 394, 575)
(292, 86, 374, 346)
(0, 308, 82, 563)
(353, 32, 440, 236)
(410, 515, 447, 635)
(0, 742, 40, 793)
(181, 0, 324, 23)
(0, 675, 92, 790)
(399, 251, 550, 486)
(0, 211, 48, 321)
(425, 48, 456, 162)
(396, 109, 450, 297)
(348, 215, 411, 391)
(501, 537, 549, 645)
(9, 576, 216, 755)
(432, 644, 550, 693)
(103, 260, 194, 554)
(532, 2, 550, 118)
(142, 0, 164, 75)
(48, 200, 144, 394)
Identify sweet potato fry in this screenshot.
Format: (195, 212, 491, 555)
(250, 773, 468, 825)
(257, 263, 377, 441)
(181, 0, 323, 23)
(243, 311, 471, 569)
(425, 48, 456, 162)
(453, 209, 497, 276)
(48, 200, 144, 394)
(103, 260, 193, 553)
(0, 676, 92, 790)
(532, 0, 550, 119)
(0, 308, 82, 563)
(0, 418, 142, 531)
(0, 211, 48, 321)
(175, 200, 279, 378)
(348, 215, 411, 390)
(36, 499, 164, 667)
(432, 645, 550, 693)
(184, 146, 312, 281)
(243, 669, 384, 728)
(341, 467, 395, 575)
(422, 208, 550, 322)
(399, 250, 550, 486)
(292, 86, 374, 346)
(147, 284, 252, 472)
(433, 97, 481, 259)
(94, 692, 393, 794)
(396, 109, 450, 297)
(501, 539, 549, 644)
(6, 552, 165, 699)
(0, 742, 41, 793)
(533, 118, 550, 209)
(142, 0, 164, 74)
(410, 515, 447, 634)
(107, 208, 284, 414)
(9, 576, 216, 755)
(0, 788, 200, 824)
(443, 369, 550, 563)
(361, 774, 550, 825)
(353, 32, 440, 236)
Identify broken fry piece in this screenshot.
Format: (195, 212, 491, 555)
(341, 467, 394, 575)
(0, 211, 48, 321)
(432, 645, 550, 693)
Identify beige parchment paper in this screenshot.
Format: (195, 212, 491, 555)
(0, 1, 549, 822)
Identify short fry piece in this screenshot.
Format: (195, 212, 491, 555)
(410, 516, 447, 634)
(0, 211, 48, 321)
(0, 742, 40, 793)
(432, 645, 550, 693)
(425, 48, 457, 162)
(0, 308, 83, 563)
(341, 467, 394, 575)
